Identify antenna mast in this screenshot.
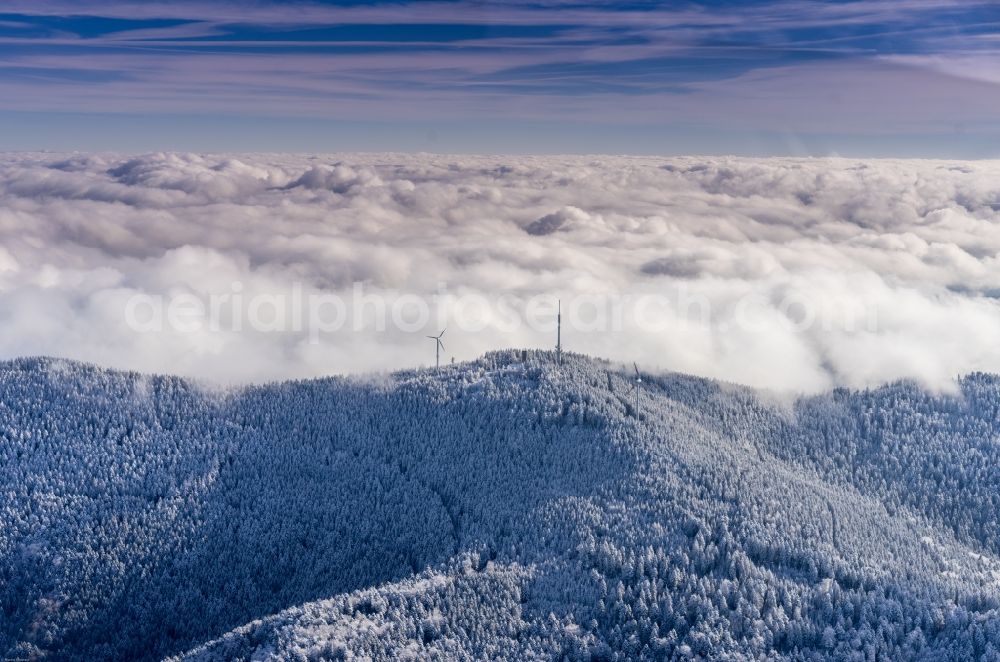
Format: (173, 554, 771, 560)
(633, 362, 641, 418)
(556, 299, 562, 365)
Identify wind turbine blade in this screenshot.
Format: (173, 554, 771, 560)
(439, 327, 446, 338)
(633, 362, 640, 376)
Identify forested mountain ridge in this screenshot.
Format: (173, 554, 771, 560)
(2, 353, 1000, 661)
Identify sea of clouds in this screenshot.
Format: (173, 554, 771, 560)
(1, 151, 999, 391)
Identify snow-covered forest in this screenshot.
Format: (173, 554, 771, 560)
(2, 352, 1000, 660)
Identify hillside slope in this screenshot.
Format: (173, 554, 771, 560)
(2, 352, 1000, 660)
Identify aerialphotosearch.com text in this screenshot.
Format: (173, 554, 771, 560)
(123, 281, 880, 342)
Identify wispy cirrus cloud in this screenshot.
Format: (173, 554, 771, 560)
(0, 0, 996, 153)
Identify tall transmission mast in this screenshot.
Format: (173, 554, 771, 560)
(633, 362, 641, 418)
(556, 299, 562, 365)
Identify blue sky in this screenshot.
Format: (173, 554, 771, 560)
(0, 0, 998, 155)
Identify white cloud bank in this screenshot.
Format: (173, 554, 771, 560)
(1, 152, 1000, 392)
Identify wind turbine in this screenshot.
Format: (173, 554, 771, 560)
(556, 299, 562, 365)
(427, 328, 446, 370)
(633, 362, 641, 418)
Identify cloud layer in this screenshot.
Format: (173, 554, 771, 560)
(2, 152, 1000, 391)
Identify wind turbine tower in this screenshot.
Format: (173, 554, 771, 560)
(633, 362, 641, 418)
(556, 299, 562, 365)
(427, 328, 446, 370)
